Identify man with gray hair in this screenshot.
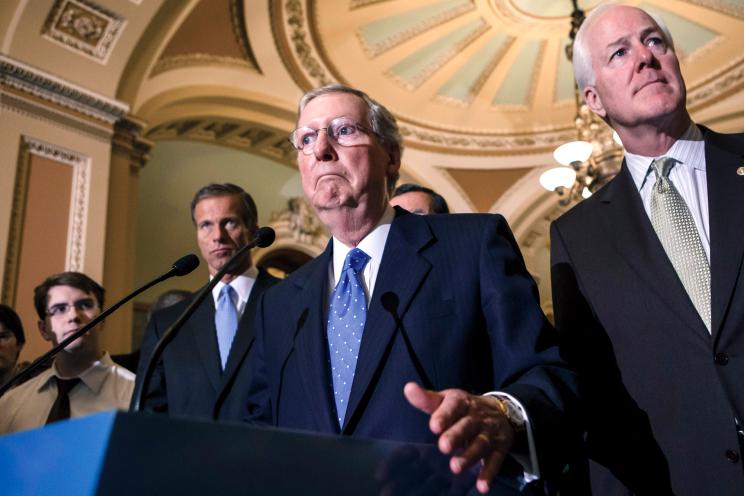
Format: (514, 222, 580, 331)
(551, 4, 744, 494)
(246, 84, 581, 492)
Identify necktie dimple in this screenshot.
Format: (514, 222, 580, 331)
(327, 248, 370, 427)
(649, 157, 711, 331)
(45, 376, 81, 424)
(215, 284, 239, 370)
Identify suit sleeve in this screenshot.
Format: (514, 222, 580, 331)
(243, 292, 273, 425)
(480, 215, 583, 483)
(550, 220, 673, 493)
(131, 312, 169, 414)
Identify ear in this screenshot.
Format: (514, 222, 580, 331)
(386, 147, 402, 175)
(583, 86, 607, 118)
(38, 320, 53, 342)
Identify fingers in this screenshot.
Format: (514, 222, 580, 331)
(476, 448, 508, 494)
(403, 382, 443, 416)
(428, 390, 469, 435)
(437, 413, 479, 454)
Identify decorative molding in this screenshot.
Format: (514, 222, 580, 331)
(22, 137, 90, 273)
(398, 122, 576, 154)
(145, 118, 296, 166)
(230, 0, 262, 72)
(42, 0, 126, 64)
(281, 0, 333, 87)
(350, 0, 392, 9)
(150, 54, 256, 77)
(0, 54, 129, 124)
(687, 56, 744, 111)
(2, 138, 90, 304)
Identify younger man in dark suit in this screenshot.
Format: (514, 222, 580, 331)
(135, 183, 278, 421)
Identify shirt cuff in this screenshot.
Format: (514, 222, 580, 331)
(484, 391, 539, 483)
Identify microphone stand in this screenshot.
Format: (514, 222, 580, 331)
(0, 255, 199, 396)
(131, 228, 274, 413)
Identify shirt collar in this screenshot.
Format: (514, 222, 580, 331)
(42, 352, 115, 394)
(625, 122, 705, 191)
(332, 205, 395, 285)
(211, 266, 259, 304)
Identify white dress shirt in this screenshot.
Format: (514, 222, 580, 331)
(624, 123, 710, 261)
(211, 265, 259, 319)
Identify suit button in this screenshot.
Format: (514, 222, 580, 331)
(715, 353, 729, 365)
(726, 450, 740, 463)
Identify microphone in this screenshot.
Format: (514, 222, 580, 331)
(132, 227, 276, 413)
(0, 254, 200, 396)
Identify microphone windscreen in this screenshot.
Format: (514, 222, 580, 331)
(171, 254, 200, 276)
(253, 227, 276, 248)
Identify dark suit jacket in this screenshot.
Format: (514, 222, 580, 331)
(551, 127, 744, 495)
(247, 210, 582, 482)
(135, 268, 279, 421)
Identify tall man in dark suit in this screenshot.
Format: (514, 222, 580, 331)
(246, 85, 581, 492)
(135, 183, 279, 421)
(550, 5, 744, 495)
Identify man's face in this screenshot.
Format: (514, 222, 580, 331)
(390, 191, 434, 215)
(194, 194, 253, 276)
(583, 6, 686, 131)
(39, 285, 101, 352)
(296, 92, 399, 214)
(0, 325, 22, 376)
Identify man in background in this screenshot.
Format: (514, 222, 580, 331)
(0, 304, 26, 390)
(135, 183, 279, 421)
(0, 272, 134, 434)
(390, 183, 450, 214)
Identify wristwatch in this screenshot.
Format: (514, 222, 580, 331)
(494, 397, 526, 433)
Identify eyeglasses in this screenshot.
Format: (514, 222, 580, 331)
(46, 298, 98, 317)
(289, 117, 376, 155)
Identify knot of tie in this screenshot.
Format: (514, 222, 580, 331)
(55, 376, 81, 395)
(651, 157, 676, 194)
(343, 248, 370, 274)
(220, 284, 236, 301)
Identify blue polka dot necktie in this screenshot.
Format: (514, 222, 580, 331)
(327, 248, 370, 427)
(649, 157, 711, 331)
(215, 284, 239, 370)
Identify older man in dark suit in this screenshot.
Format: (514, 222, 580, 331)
(246, 84, 582, 492)
(551, 4, 744, 495)
(135, 183, 279, 421)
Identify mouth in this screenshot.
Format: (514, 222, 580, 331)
(635, 78, 666, 94)
(211, 248, 234, 257)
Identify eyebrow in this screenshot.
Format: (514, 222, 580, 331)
(605, 26, 662, 50)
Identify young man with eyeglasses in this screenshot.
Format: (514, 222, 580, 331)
(0, 272, 134, 435)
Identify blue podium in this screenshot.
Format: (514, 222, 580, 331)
(0, 411, 531, 495)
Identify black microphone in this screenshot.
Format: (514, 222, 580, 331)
(132, 227, 276, 413)
(0, 254, 200, 396)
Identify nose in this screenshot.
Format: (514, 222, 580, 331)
(636, 42, 658, 71)
(312, 129, 337, 162)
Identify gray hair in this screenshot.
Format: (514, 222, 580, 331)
(298, 84, 402, 196)
(573, 3, 675, 94)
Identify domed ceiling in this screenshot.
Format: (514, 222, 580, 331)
(271, 0, 744, 155)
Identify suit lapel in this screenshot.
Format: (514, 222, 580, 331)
(220, 270, 274, 391)
(599, 163, 709, 338)
(343, 213, 433, 432)
(189, 293, 223, 392)
(290, 244, 338, 433)
(703, 129, 744, 339)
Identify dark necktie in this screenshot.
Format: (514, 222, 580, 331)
(45, 376, 81, 424)
(327, 248, 370, 427)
